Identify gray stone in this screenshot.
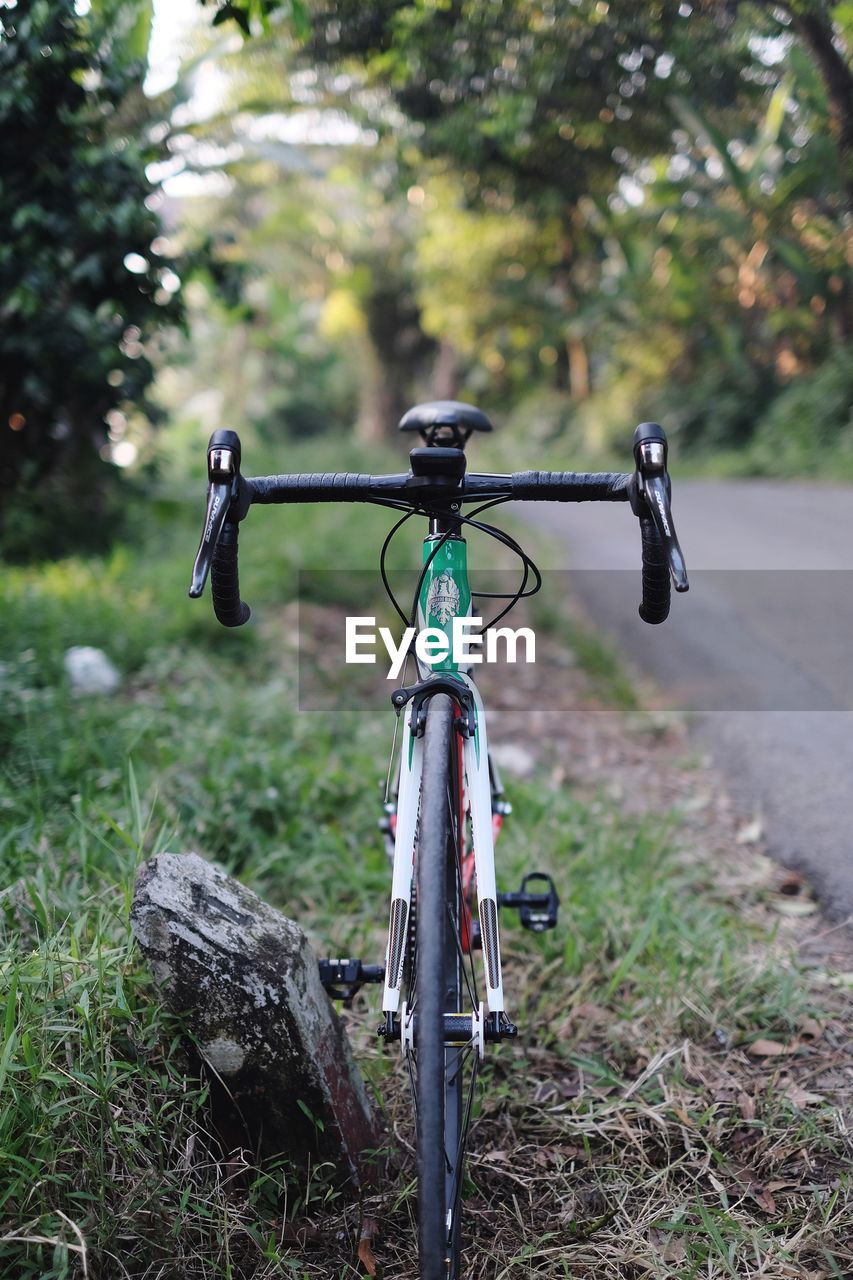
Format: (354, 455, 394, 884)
(63, 646, 121, 695)
(131, 852, 383, 1187)
(490, 741, 537, 778)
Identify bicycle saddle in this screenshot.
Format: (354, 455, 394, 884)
(399, 400, 494, 447)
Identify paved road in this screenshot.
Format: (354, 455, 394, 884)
(523, 480, 853, 920)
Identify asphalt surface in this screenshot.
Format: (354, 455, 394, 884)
(522, 479, 853, 921)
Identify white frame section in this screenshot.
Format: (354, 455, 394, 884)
(381, 675, 505, 1016)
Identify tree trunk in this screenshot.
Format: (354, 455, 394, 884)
(432, 340, 462, 399)
(356, 333, 409, 444)
(131, 852, 384, 1188)
(567, 338, 590, 401)
(794, 9, 853, 210)
(740, 0, 853, 210)
(355, 278, 435, 443)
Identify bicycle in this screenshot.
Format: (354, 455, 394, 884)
(188, 400, 688, 1280)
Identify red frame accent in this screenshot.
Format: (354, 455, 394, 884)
(457, 726, 505, 956)
(385, 706, 505, 957)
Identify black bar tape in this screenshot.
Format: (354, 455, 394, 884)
(509, 471, 632, 501)
(247, 473, 377, 503)
(211, 521, 251, 627)
(638, 516, 671, 624)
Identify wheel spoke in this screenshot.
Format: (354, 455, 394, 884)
(447, 1049, 480, 1222)
(446, 900, 478, 1008)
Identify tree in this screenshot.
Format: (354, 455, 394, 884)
(0, 0, 182, 552)
(157, 24, 436, 445)
(300, 1, 781, 407)
(615, 64, 852, 449)
(193, 0, 850, 457)
(207, 1, 851, 206)
(721, 0, 853, 205)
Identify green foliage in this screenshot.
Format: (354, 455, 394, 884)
(0, 451, 136, 562)
(306, 0, 761, 205)
(203, 0, 310, 39)
(412, 177, 568, 398)
(749, 347, 853, 474)
(0, 0, 183, 549)
(296, 1, 848, 462)
(153, 25, 438, 445)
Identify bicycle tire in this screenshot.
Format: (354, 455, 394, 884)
(406, 692, 477, 1280)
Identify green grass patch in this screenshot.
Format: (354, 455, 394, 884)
(1, 452, 850, 1276)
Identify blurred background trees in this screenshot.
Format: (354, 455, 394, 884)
(2, 0, 851, 557)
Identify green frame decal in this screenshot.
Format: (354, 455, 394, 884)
(415, 533, 480, 765)
(419, 534, 471, 673)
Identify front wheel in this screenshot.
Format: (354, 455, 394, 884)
(407, 693, 481, 1280)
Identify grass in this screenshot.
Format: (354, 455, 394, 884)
(1, 447, 851, 1277)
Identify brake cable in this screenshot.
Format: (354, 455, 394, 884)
(373, 495, 542, 635)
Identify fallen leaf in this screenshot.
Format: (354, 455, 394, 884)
(559, 1074, 582, 1099)
(534, 1080, 560, 1103)
(357, 1241, 377, 1276)
(737, 1092, 756, 1120)
(736, 818, 764, 845)
(661, 1237, 687, 1263)
(357, 1218, 380, 1278)
(752, 1185, 777, 1214)
(784, 1084, 825, 1108)
(725, 1162, 778, 1215)
(747, 1038, 796, 1057)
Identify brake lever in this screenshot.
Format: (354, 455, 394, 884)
(642, 473, 689, 592)
(633, 424, 689, 593)
(188, 430, 246, 599)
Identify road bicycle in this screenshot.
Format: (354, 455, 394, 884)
(189, 400, 688, 1279)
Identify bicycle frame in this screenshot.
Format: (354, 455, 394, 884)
(382, 522, 506, 1020)
(189, 407, 689, 1280)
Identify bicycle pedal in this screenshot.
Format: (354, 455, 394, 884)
(500, 872, 560, 932)
(319, 957, 385, 1003)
